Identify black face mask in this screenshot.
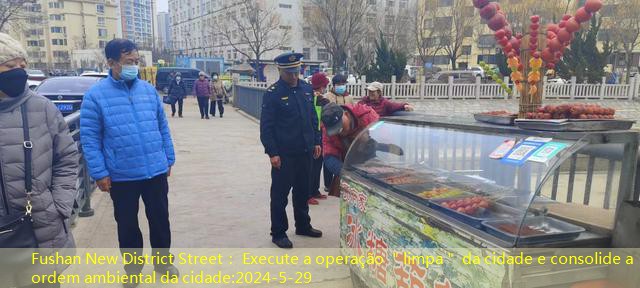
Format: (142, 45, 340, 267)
(0, 68, 28, 98)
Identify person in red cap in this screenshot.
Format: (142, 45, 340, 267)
(308, 72, 330, 205)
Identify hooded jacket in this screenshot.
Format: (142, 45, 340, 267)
(0, 83, 78, 250)
(358, 95, 407, 117)
(322, 104, 379, 159)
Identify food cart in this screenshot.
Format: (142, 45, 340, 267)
(340, 115, 640, 288)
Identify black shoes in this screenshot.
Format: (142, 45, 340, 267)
(220, 115, 223, 118)
(296, 228, 323, 238)
(272, 237, 293, 249)
(205, 116, 210, 119)
(179, 115, 183, 118)
(171, 113, 175, 117)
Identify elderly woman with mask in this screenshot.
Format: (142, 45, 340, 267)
(0, 33, 79, 287)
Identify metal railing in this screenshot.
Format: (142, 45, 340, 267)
(238, 75, 640, 101)
(64, 111, 96, 224)
(233, 84, 266, 119)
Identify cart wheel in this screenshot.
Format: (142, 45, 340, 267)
(350, 269, 368, 288)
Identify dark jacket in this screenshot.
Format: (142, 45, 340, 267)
(260, 79, 321, 157)
(168, 79, 187, 99)
(323, 104, 379, 159)
(192, 79, 211, 97)
(358, 96, 407, 117)
(0, 85, 79, 250)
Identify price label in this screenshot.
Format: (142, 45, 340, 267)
(528, 142, 568, 163)
(490, 139, 516, 159)
(501, 140, 545, 166)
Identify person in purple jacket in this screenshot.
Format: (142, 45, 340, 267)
(192, 71, 211, 119)
(358, 81, 414, 116)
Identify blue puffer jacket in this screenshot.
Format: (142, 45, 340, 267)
(80, 72, 175, 182)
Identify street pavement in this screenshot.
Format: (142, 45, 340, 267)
(71, 97, 352, 286)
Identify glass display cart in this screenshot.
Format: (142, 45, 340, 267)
(340, 115, 639, 288)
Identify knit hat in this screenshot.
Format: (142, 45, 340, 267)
(310, 72, 329, 90)
(0, 33, 27, 65)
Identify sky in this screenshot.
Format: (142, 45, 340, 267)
(158, 0, 168, 12)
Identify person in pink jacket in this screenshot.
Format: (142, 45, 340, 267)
(358, 81, 414, 116)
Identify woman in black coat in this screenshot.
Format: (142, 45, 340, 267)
(167, 72, 187, 117)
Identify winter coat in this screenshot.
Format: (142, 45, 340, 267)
(210, 80, 227, 99)
(168, 79, 187, 99)
(358, 96, 407, 117)
(192, 79, 211, 97)
(325, 90, 354, 105)
(323, 104, 379, 159)
(0, 84, 78, 250)
(80, 71, 175, 182)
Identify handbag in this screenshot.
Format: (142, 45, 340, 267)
(0, 103, 39, 248)
(163, 95, 177, 105)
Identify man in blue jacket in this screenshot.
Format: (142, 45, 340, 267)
(80, 39, 177, 286)
(260, 52, 323, 249)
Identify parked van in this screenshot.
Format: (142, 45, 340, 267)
(428, 70, 478, 84)
(156, 67, 203, 93)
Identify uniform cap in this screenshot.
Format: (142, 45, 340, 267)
(274, 52, 303, 73)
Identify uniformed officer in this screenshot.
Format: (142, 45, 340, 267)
(260, 52, 323, 248)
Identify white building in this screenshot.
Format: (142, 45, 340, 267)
(168, 0, 414, 67)
(156, 11, 170, 50)
(120, 0, 156, 48)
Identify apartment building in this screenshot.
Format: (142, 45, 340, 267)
(168, 0, 414, 66)
(156, 11, 170, 50)
(10, 0, 119, 70)
(119, 0, 156, 49)
(418, 0, 640, 71)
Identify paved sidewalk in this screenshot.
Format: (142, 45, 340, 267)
(72, 97, 342, 249)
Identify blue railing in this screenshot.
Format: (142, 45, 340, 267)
(233, 84, 266, 119)
(64, 111, 96, 224)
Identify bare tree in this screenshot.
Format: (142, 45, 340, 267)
(501, 0, 573, 33)
(0, 0, 34, 33)
(414, 0, 444, 67)
(437, 0, 477, 70)
(307, 0, 371, 73)
(608, 0, 640, 84)
(214, 0, 289, 82)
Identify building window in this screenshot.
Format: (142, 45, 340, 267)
(318, 48, 329, 61)
(48, 1, 64, 9)
(97, 4, 104, 14)
(52, 39, 67, 45)
(27, 40, 41, 47)
(98, 28, 108, 37)
(368, 0, 376, 4)
(99, 40, 107, 48)
(279, 3, 292, 9)
(478, 34, 496, 48)
(462, 45, 472, 55)
(387, 1, 394, 8)
(303, 48, 310, 59)
(50, 27, 65, 33)
(53, 51, 68, 58)
(464, 26, 473, 37)
(279, 46, 292, 51)
(98, 17, 105, 26)
(303, 27, 311, 39)
(279, 25, 291, 30)
(439, 0, 453, 7)
(399, 0, 407, 8)
(49, 14, 64, 21)
(431, 55, 450, 65)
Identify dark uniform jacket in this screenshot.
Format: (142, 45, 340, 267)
(260, 79, 321, 157)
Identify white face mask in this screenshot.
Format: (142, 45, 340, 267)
(213, 76, 218, 80)
(176, 77, 181, 81)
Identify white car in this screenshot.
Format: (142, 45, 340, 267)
(469, 66, 485, 78)
(547, 78, 568, 84)
(81, 71, 109, 78)
(27, 79, 41, 90)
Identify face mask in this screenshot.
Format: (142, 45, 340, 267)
(176, 77, 181, 81)
(213, 76, 218, 80)
(335, 85, 347, 95)
(120, 65, 139, 81)
(0, 68, 28, 98)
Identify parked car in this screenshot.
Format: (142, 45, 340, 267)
(81, 71, 109, 78)
(428, 71, 478, 84)
(26, 69, 47, 81)
(469, 66, 485, 78)
(547, 78, 568, 84)
(36, 76, 102, 116)
(156, 67, 203, 94)
(27, 79, 41, 90)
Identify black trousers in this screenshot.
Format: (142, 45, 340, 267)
(323, 165, 333, 190)
(210, 98, 224, 116)
(270, 154, 312, 239)
(197, 97, 209, 117)
(110, 173, 171, 274)
(170, 97, 183, 116)
(310, 155, 323, 198)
